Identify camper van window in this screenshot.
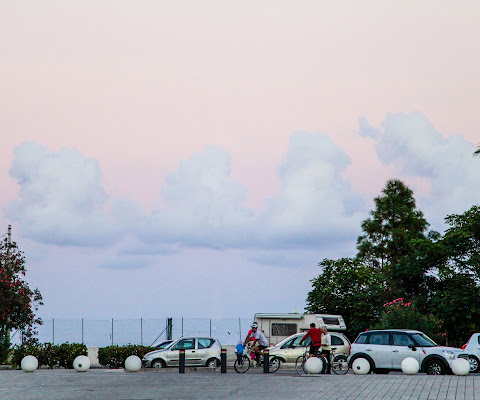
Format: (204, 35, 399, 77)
(272, 323, 297, 337)
(322, 317, 340, 325)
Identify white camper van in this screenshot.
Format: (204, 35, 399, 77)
(253, 313, 346, 345)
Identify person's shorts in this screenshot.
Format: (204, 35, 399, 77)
(258, 344, 268, 351)
(309, 345, 321, 356)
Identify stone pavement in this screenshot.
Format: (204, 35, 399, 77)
(1, 368, 479, 400)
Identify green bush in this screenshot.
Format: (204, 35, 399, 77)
(12, 342, 88, 369)
(98, 345, 154, 368)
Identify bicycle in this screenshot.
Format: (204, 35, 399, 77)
(295, 347, 349, 375)
(234, 345, 281, 373)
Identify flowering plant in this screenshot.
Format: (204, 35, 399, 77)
(373, 298, 441, 340)
(0, 237, 43, 364)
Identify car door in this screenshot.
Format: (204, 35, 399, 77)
(196, 338, 216, 365)
(365, 332, 392, 369)
(280, 334, 308, 362)
(391, 333, 419, 369)
(165, 338, 197, 366)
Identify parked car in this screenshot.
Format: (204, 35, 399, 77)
(267, 332, 350, 363)
(142, 337, 221, 368)
(348, 329, 469, 375)
(462, 333, 480, 372)
(152, 340, 174, 350)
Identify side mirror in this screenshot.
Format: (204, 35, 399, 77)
(408, 344, 417, 351)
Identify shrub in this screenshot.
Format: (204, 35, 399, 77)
(98, 345, 154, 368)
(373, 298, 442, 339)
(12, 342, 88, 369)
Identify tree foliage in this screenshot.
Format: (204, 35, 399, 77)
(306, 179, 480, 345)
(0, 237, 43, 363)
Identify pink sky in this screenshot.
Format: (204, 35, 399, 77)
(0, 1, 479, 319)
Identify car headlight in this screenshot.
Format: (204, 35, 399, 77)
(442, 351, 455, 359)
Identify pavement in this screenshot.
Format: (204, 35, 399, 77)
(1, 367, 480, 400)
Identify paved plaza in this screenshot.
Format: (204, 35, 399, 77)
(1, 368, 480, 400)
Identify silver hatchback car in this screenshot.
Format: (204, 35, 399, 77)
(142, 337, 222, 368)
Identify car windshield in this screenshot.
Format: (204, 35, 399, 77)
(154, 341, 173, 349)
(411, 333, 437, 347)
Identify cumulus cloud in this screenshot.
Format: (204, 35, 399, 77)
(5, 142, 118, 246)
(359, 112, 480, 230)
(5, 135, 366, 255)
(258, 132, 365, 247)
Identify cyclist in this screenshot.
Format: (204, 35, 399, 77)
(299, 322, 323, 357)
(321, 325, 332, 373)
(244, 322, 269, 364)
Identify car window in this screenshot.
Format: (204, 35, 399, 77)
(280, 338, 295, 349)
(478, 335, 480, 345)
(331, 335, 344, 346)
(294, 335, 310, 346)
(198, 339, 214, 349)
(411, 333, 437, 347)
(355, 334, 368, 344)
(392, 333, 414, 347)
(369, 333, 389, 345)
(172, 339, 195, 350)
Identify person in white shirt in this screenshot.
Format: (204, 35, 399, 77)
(244, 322, 269, 364)
(321, 325, 332, 374)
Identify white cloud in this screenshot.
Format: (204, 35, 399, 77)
(5, 142, 118, 246)
(359, 112, 480, 230)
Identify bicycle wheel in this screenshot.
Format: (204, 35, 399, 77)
(295, 355, 307, 375)
(234, 355, 250, 373)
(332, 354, 349, 375)
(269, 356, 281, 373)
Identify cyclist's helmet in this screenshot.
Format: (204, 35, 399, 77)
(251, 322, 258, 328)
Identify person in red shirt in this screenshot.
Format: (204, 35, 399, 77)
(299, 323, 323, 357)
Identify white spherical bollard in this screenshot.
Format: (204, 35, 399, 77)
(401, 357, 419, 375)
(21, 355, 38, 372)
(452, 358, 470, 376)
(304, 357, 323, 374)
(352, 358, 370, 375)
(124, 355, 142, 372)
(73, 355, 91, 372)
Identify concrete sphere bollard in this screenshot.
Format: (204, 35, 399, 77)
(304, 357, 323, 374)
(352, 358, 370, 375)
(452, 358, 470, 376)
(73, 355, 91, 372)
(21, 355, 39, 372)
(401, 357, 419, 375)
(125, 355, 142, 372)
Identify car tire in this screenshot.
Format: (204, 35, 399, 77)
(206, 358, 220, 368)
(425, 358, 446, 375)
(468, 356, 480, 373)
(152, 359, 166, 369)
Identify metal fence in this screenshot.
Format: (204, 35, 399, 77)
(9, 318, 252, 347)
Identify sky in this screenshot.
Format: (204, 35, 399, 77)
(1, 0, 479, 321)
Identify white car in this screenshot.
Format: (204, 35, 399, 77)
(142, 337, 222, 368)
(267, 332, 350, 363)
(348, 329, 469, 375)
(462, 333, 480, 372)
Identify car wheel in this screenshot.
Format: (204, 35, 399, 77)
(468, 356, 479, 373)
(426, 359, 446, 375)
(152, 359, 166, 369)
(206, 358, 219, 368)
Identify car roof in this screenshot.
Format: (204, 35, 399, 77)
(360, 329, 421, 334)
